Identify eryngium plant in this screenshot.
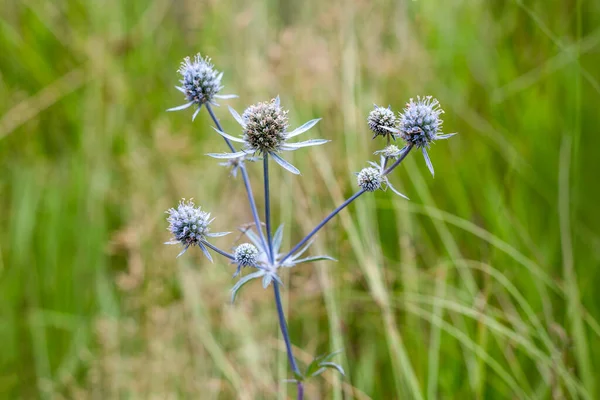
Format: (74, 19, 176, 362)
(164, 53, 456, 400)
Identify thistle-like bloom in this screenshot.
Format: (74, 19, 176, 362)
(383, 96, 456, 176)
(356, 161, 409, 199)
(165, 199, 230, 259)
(357, 167, 382, 192)
(368, 105, 397, 140)
(232, 243, 260, 277)
(207, 96, 329, 175)
(167, 54, 237, 121)
(234, 243, 259, 267)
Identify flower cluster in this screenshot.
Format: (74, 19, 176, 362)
(368, 96, 456, 176)
(164, 53, 457, 398)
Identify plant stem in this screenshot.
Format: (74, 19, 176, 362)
(273, 283, 304, 400)
(202, 240, 235, 260)
(263, 154, 274, 263)
(280, 189, 365, 265)
(205, 103, 268, 253)
(281, 145, 413, 264)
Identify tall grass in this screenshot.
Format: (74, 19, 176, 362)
(1, 0, 599, 398)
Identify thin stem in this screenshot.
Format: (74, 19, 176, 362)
(205, 103, 268, 252)
(281, 189, 365, 265)
(281, 145, 413, 264)
(205, 103, 236, 152)
(273, 283, 304, 400)
(240, 167, 269, 252)
(202, 240, 235, 261)
(263, 154, 274, 263)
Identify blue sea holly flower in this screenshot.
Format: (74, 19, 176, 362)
(207, 97, 329, 175)
(232, 243, 260, 277)
(356, 161, 409, 200)
(367, 105, 397, 140)
(356, 167, 382, 192)
(165, 199, 230, 259)
(382, 96, 456, 177)
(167, 54, 237, 121)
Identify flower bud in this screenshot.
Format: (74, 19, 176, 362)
(368, 105, 397, 139)
(357, 167, 383, 192)
(234, 243, 259, 267)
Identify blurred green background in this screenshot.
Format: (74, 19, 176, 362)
(2, 0, 600, 398)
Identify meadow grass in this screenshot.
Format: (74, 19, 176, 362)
(1, 0, 599, 398)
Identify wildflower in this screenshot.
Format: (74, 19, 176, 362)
(356, 167, 382, 192)
(384, 96, 456, 176)
(356, 162, 409, 199)
(167, 54, 237, 121)
(165, 199, 230, 259)
(208, 97, 329, 175)
(367, 105, 397, 140)
(234, 243, 259, 267)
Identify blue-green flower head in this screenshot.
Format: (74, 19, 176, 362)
(357, 167, 382, 192)
(392, 96, 456, 177)
(167, 54, 237, 120)
(242, 99, 289, 154)
(209, 96, 329, 175)
(234, 243, 259, 267)
(398, 96, 444, 148)
(368, 105, 397, 139)
(165, 199, 229, 258)
(180, 54, 222, 105)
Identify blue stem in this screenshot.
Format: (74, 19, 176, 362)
(205, 103, 268, 253)
(202, 240, 235, 260)
(280, 145, 413, 265)
(273, 283, 304, 400)
(263, 154, 274, 263)
(280, 189, 365, 265)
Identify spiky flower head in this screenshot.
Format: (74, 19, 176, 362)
(242, 99, 289, 154)
(179, 54, 222, 105)
(368, 105, 397, 139)
(357, 167, 383, 192)
(398, 96, 444, 148)
(167, 54, 236, 120)
(210, 97, 327, 175)
(165, 199, 229, 258)
(355, 162, 410, 199)
(393, 96, 456, 177)
(375, 144, 404, 159)
(234, 243, 259, 267)
(166, 199, 210, 246)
